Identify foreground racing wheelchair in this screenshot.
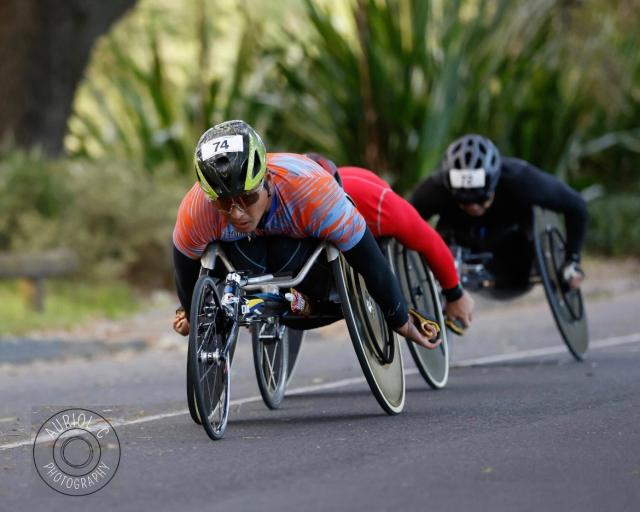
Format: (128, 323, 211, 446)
(186, 240, 406, 441)
(449, 206, 588, 361)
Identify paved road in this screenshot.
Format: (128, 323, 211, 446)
(1, 286, 639, 511)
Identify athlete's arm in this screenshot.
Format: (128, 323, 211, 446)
(516, 161, 588, 261)
(342, 228, 408, 328)
(173, 244, 201, 317)
(343, 229, 440, 348)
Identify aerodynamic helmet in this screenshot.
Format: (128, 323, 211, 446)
(194, 120, 267, 200)
(442, 134, 501, 204)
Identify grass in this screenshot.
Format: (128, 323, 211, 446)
(0, 279, 139, 337)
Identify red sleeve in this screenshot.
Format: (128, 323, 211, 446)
(379, 190, 460, 290)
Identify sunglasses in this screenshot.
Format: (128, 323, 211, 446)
(213, 182, 264, 215)
(454, 191, 492, 206)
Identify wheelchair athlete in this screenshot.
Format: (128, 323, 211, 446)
(171, 120, 439, 349)
(304, 154, 474, 330)
(410, 134, 588, 291)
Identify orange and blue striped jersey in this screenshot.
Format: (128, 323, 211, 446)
(173, 153, 367, 259)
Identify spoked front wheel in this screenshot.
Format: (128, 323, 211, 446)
(252, 321, 289, 410)
(186, 344, 201, 425)
(188, 275, 235, 440)
(332, 250, 405, 415)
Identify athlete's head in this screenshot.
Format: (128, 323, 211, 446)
(194, 120, 267, 200)
(194, 120, 269, 232)
(442, 134, 501, 216)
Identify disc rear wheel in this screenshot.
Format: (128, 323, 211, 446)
(394, 244, 449, 389)
(332, 249, 404, 415)
(533, 207, 588, 361)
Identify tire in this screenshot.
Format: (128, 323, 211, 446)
(252, 322, 290, 410)
(332, 250, 405, 415)
(533, 207, 588, 361)
(186, 343, 201, 425)
(188, 275, 235, 440)
(393, 243, 450, 389)
(286, 329, 305, 386)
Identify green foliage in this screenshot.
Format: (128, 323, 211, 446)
(0, 150, 187, 285)
(67, 0, 277, 174)
(586, 194, 640, 257)
(0, 280, 138, 336)
(264, 0, 640, 193)
(0, 150, 69, 250)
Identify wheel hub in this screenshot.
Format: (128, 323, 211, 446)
(199, 350, 221, 365)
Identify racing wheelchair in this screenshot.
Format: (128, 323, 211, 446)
(185, 240, 406, 440)
(185, 234, 451, 440)
(448, 206, 588, 361)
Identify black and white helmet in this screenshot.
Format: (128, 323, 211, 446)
(442, 134, 501, 204)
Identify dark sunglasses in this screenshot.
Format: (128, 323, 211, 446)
(214, 183, 264, 214)
(454, 191, 492, 205)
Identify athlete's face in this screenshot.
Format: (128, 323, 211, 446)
(457, 193, 495, 217)
(215, 180, 271, 232)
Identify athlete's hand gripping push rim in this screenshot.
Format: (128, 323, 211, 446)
(405, 308, 442, 348)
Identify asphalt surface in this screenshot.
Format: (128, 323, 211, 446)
(1, 284, 639, 511)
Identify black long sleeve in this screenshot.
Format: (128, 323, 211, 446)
(514, 161, 588, 261)
(343, 228, 409, 329)
(173, 244, 201, 316)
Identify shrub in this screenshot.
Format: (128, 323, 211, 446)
(586, 194, 640, 257)
(0, 151, 189, 286)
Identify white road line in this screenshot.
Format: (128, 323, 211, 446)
(2, 331, 639, 451)
(453, 332, 640, 367)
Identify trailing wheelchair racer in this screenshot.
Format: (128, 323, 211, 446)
(447, 207, 588, 360)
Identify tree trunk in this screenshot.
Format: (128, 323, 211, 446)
(0, 0, 136, 155)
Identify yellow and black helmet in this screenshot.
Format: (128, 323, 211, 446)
(194, 120, 267, 200)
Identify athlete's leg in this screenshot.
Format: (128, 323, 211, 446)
(486, 225, 535, 290)
(265, 237, 333, 300)
(222, 237, 333, 300)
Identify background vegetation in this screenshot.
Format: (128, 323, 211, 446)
(1, 0, 638, 330)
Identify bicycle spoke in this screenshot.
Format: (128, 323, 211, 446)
(263, 344, 278, 390)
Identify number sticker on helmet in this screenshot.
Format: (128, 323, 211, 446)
(449, 169, 486, 189)
(201, 135, 244, 159)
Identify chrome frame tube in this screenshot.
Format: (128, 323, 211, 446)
(243, 242, 327, 290)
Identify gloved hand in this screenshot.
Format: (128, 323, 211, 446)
(444, 289, 474, 335)
(397, 310, 442, 350)
(561, 260, 585, 290)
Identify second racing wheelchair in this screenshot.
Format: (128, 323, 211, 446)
(448, 206, 588, 361)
